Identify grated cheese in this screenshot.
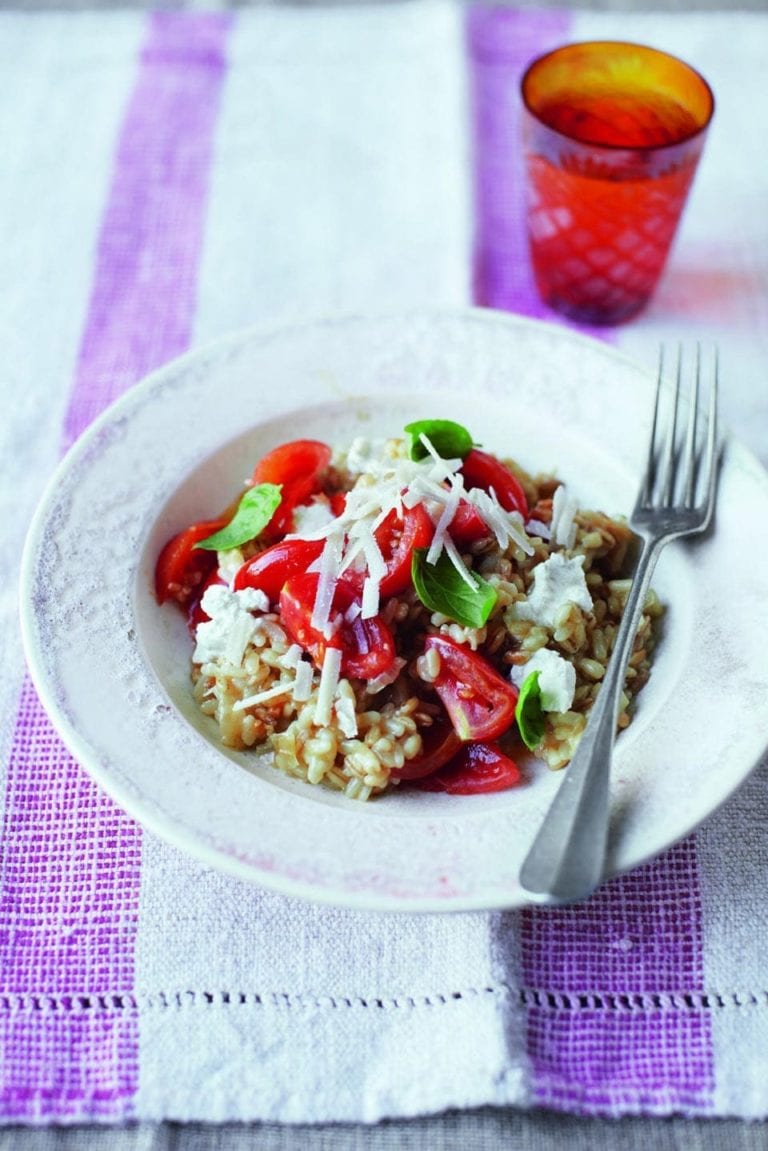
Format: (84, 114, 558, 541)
(551, 483, 578, 549)
(292, 659, 314, 702)
(426, 475, 462, 565)
(315, 647, 342, 727)
(311, 531, 344, 636)
(279, 643, 304, 670)
(279, 438, 539, 629)
(233, 680, 295, 712)
(441, 535, 479, 590)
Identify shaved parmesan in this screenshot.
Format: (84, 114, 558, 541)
(441, 535, 479, 590)
(315, 648, 342, 727)
(466, 487, 534, 556)
(311, 532, 344, 635)
(292, 659, 314, 702)
(551, 484, 578, 549)
(233, 681, 294, 712)
(334, 685, 358, 738)
(279, 644, 304, 670)
(426, 475, 462, 565)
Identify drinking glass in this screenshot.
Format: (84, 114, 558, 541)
(520, 41, 714, 325)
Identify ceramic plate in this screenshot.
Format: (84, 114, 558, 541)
(20, 310, 768, 911)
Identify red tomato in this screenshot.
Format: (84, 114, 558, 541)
(389, 720, 462, 782)
(378, 503, 434, 597)
(461, 448, 529, 518)
(448, 501, 491, 545)
(233, 538, 325, 601)
(345, 503, 434, 599)
(279, 573, 396, 681)
(252, 439, 332, 537)
(329, 491, 347, 517)
(414, 741, 521, 794)
(155, 516, 229, 607)
(425, 634, 519, 742)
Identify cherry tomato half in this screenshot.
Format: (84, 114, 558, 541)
(155, 516, 229, 607)
(460, 448, 529, 518)
(344, 503, 434, 600)
(279, 573, 396, 681)
(389, 720, 462, 782)
(414, 741, 521, 794)
(448, 500, 491, 546)
(252, 439, 332, 538)
(424, 634, 519, 743)
(233, 538, 325, 602)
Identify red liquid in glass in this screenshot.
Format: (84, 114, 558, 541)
(526, 92, 703, 324)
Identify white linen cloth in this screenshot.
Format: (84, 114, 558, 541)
(2, 3, 768, 1125)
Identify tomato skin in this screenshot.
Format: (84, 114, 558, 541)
(252, 439, 332, 538)
(279, 573, 396, 681)
(252, 439, 332, 487)
(155, 516, 229, 607)
(378, 503, 434, 597)
(414, 741, 521, 794)
(345, 503, 434, 599)
(424, 634, 519, 742)
(461, 448, 529, 518)
(233, 538, 324, 601)
(448, 501, 491, 545)
(389, 721, 462, 781)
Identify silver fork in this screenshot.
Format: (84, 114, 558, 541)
(519, 344, 719, 905)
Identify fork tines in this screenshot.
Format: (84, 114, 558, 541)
(639, 343, 719, 514)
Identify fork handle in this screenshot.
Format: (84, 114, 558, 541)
(518, 535, 664, 905)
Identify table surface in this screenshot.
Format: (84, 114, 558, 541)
(4, 0, 768, 1148)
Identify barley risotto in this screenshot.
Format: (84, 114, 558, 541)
(155, 419, 662, 800)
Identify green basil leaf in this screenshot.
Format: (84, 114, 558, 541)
(515, 670, 546, 751)
(411, 547, 497, 629)
(404, 419, 473, 462)
(194, 483, 282, 552)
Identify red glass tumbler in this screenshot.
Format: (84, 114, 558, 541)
(521, 41, 714, 324)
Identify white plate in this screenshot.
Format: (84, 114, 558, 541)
(20, 309, 768, 911)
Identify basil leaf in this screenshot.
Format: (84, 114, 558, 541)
(515, 671, 546, 751)
(404, 419, 473, 462)
(411, 548, 497, 629)
(194, 483, 282, 552)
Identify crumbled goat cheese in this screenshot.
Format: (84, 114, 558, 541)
(216, 546, 246, 586)
(510, 647, 577, 713)
(343, 437, 387, 475)
(292, 496, 335, 535)
(193, 585, 269, 668)
(513, 552, 592, 629)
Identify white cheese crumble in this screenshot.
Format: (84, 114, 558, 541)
(292, 496, 335, 535)
(216, 546, 246, 586)
(510, 648, 577, 713)
(193, 585, 269, 668)
(512, 552, 592, 629)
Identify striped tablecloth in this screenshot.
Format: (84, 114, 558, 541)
(3, 2, 768, 1124)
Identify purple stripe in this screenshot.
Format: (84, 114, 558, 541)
(521, 841, 714, 1113)
(466, 7, 571, 322)
(1, 12, 231, 1122)
(468, 8, 714, 1113)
